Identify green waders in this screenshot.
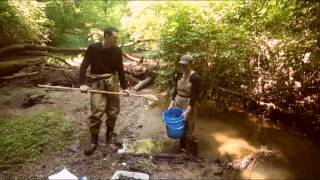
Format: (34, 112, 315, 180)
(84, 73, 120, 155)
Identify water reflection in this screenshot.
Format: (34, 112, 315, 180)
(212, 133, 256, 158)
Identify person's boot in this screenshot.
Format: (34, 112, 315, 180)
(186, 136, 198, 158)
(106, 126, 115, 144)
(179, 137, 187, 152)
(84, 134, 98, 156)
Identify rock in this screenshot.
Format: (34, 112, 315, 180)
(21, 93, 52, 107)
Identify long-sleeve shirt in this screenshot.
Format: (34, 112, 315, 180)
(171, 72, 201, 107)
(79, 42, 128, 89)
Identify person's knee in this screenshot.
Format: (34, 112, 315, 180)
(106, 106, 120, 116)
(90, 108, 104, 118)
(89, 126, 100, 135)
(107, 114, 117, 121)
(88, 115, 103, 125)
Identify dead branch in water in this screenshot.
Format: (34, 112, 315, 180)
(229, 147, 278, 170)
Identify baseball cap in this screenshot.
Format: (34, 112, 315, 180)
(179, 54, 193, 65)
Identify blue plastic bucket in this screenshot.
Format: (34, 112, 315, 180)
(162, 108, 185, 139)
(163, 108, 184, 124)
(165, 124, 185, 139)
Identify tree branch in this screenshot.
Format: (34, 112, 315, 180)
(120, 39, 156, 48)
(0, 39, 156, 57)
(17, 50, 72, 67)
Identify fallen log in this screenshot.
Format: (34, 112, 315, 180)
(119, 152, 200, 162)
(126, 74, 140, 86)
(0, 71, 39, 80)
(124, 62, 147, 78)
(0, 40, 156, 57)
(43, 66, 76, 72)
(120, 39, 156, 48)
(134, 76, 154, 91)
(124, 60, 158, 78)
(0, 44, 158, 86)
(15, 50, 72, 67)
(0, 57, 45, 76)
(0, 44, 86, 57)
(0, 42, 159, 78)
(32, 59, 154, 86)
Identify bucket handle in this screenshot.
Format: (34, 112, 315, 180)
(162, 117, 185, 127)
(166, 124, 184, 130)
(162, 112, 185, 123)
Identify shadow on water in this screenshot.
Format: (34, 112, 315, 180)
(137, 104, 320, 180)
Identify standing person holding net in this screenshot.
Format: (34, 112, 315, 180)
(79, 27, 130, 156)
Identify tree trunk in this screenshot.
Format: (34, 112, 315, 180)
(0, 44, 86, 57)
(0, 57, 45, 76)
(0, 40, 156, 57)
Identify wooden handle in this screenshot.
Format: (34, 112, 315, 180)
(38, 84, 145, 97)
(38, 85, 79, 91)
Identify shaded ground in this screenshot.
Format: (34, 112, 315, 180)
(0, 85, 237, 179)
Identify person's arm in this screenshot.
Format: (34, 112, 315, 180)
(183, 73, 201, 118)
(122, 53, 143, 63)
(189, 73, 201, 107)
(169, 73, 181, 109)
(116, 48, 128, 90)
(79, 45, 92, 85)
(171, 73, 179, 101)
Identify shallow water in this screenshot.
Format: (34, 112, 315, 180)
(137, 106, 320, 179)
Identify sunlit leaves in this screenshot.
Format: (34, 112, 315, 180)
(0, 0, 52, 46)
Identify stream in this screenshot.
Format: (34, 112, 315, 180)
(134, 105, 320, 179)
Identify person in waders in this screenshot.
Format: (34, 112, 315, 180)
(168, 54, 201, 157)
(79, 27, 130, 156)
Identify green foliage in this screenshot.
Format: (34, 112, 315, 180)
(0, 0, 52, 47)
(45, 0, 128, 47)
(122, 1, 319, 117)
(121, 2, 164, 52)
(0, 109, 74, 169)
(154, 1, 253, 95)
(0, 0, 128, 48)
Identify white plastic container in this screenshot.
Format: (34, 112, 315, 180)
(48, 168, 78, 180)
(111, 170, 149, 180)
